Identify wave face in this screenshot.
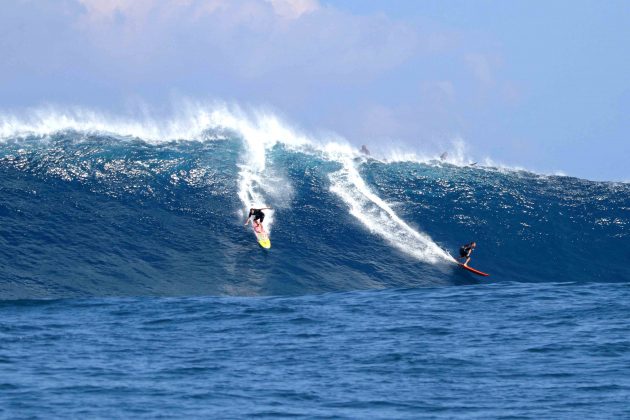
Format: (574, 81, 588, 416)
(0, 111, 628, 299)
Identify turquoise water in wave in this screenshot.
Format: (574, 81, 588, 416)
(2, 283, 629, 418)
(0, 127, 629, 417)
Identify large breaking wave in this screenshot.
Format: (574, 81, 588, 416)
(0, 105, 628, 299)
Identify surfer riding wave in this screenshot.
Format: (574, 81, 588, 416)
(459, 242, 476, 267)
(244, 207, 272, 229)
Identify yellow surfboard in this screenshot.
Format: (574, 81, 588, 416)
(253, 224, 271, 249)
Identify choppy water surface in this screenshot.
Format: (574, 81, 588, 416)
(2, 282, 629, 418)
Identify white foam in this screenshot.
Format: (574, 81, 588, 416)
(378, 146, 572, 180)
(208, 105, 311, 232)
(0, 106, 197, 142)
(368, 137, 473, 167)
(328, 156, 455, 264)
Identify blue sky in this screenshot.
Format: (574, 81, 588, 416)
(1, 0, 628, 180)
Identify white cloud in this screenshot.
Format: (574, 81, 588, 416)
(72, 0, 421, 80)
(266, 0, 319, 19)
(76, 0, 318, 23)
(76, 0, 157, 22)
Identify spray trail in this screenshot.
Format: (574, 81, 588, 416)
(217, 107, 310, 232)
(328, 156, 455, 264)
(237, 165, 275, 231)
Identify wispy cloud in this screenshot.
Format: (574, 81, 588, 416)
(77, 0, 319, 22)
(266, 0, 319, 19)
(71, 0, 422, 81)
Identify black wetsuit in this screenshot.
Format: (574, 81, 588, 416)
(459, 244, 473, 258)
(250, 209, 265, 223)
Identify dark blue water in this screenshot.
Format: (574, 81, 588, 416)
(1, 130, 629, 417)
(2, 283, 629, 418)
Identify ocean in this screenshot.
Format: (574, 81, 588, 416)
(1, 107, 629, 418)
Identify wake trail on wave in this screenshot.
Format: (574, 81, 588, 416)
(222, 107, 311, 232)
(328, 155, 455, 264)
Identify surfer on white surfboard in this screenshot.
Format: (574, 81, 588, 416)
(458, 242, 476, 267)
(244, 207, 272, 229)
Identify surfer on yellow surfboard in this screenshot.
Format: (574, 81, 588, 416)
(244, 207, 273, 249)
(244, 207, 272, 229)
